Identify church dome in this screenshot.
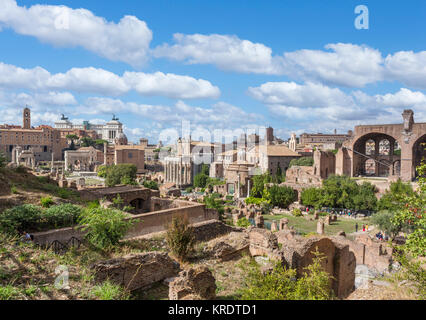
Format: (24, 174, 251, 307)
(115, 132, 128, 145)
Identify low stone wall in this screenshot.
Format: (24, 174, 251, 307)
(32, 203, 219, 246)
(191, 220, 240, 243)
(124, 203, 218, 239)
(32, 226, 85, 247)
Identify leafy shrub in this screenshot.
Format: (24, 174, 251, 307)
(236, 217, 252, 228)
(185, 187, 194, 193)
(245, 197, 267, 206)
(143, 180, 159, 190)
(289, 157, 314, 168)
(0, 203, 83, 234)
(87, 200, 100, 209)
(43, 204, 83, 230)
(0, 204, 43, 234)
(165, 216, 195, 262)
(79, 208, 134, 249)
(97, 165, 108, 178)
(102, 164, 137, 187)
(40, 196, 54, 208)
(239, 250, 333, 300)
(292, 208, 302, 217)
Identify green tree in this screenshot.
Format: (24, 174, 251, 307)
(201, 164, 210, 176)
(80, 137, 95, 147)
(371, 210, 407, 240)
(66, 134, 79, 150)
(194, 173, 209, 188)
(390, 158, 426, 299)
(251, 174, 272, 198)
(378, 179, 414, 212)
(104, 164, 137, 187)
(265, 185, 296, 209)
(301, 187, 322, 209)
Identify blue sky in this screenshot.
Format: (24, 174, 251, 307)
(0, 0, 425, 144)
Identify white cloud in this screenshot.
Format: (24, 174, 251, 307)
(155, 34, 426, 89)
(153, 33, 285, 74)
(248, 81, 355, 108)
(0, 0, 152, 66)
(249, 81, 426, 125)
(0, 62, 220, 99)
(384, 51, 426, 89)
(122, 71, 220, 99)
(282, 43, 385, 87)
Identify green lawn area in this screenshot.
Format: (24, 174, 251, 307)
(264, 213, 370, 236)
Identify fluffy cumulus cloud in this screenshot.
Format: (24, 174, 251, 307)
(0, 62, 220, 99)
(384, 51, 426, 89)
(0, 0, 152, 65)
(248, 81, 426, 127)
(153, 33, 285, 74)
(282, 43, 385, 88)
(122, 72, 220, 99)
(155, 34, 426, 89)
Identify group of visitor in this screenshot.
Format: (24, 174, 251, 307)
(355, 224, 369, 233)
(375, 231, 389, 242)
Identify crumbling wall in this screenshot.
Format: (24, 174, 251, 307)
(91, 252, 180, 291)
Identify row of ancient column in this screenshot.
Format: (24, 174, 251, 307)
(164, 161, 192, 186)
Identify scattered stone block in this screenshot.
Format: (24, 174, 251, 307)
(169, 266, 216, 300)
(91, 252, 180, 291)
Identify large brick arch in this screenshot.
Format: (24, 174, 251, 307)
(338, 110, 426, 181)
(351, 132, 400, 178)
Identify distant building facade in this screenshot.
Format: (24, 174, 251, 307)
(0, 108, 63, 162)
(55, 114, 124, 144)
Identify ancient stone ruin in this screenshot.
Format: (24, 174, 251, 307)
(248, 228, 356, 298)
(169, 266, 217, 300)
(91, 252, 180, 291)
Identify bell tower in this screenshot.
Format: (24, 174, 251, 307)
(23, 107, 31, 129)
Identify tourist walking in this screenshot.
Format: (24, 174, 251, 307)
(362, 225, 366, 232)
(355, 223, 358, 233)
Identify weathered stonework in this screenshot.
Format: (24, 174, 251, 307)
(91, 252, 180, 291)
(169, 266, 217, 300)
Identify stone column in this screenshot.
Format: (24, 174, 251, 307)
(317, 220, 325, 235)
(183, 165, 187, 185)
(237, 174, 240, 199)
(11, 147, 16, 164)
(247, 179, 251, 198)
(103, 142, 108, 165)
(50, 152, 54, 173)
